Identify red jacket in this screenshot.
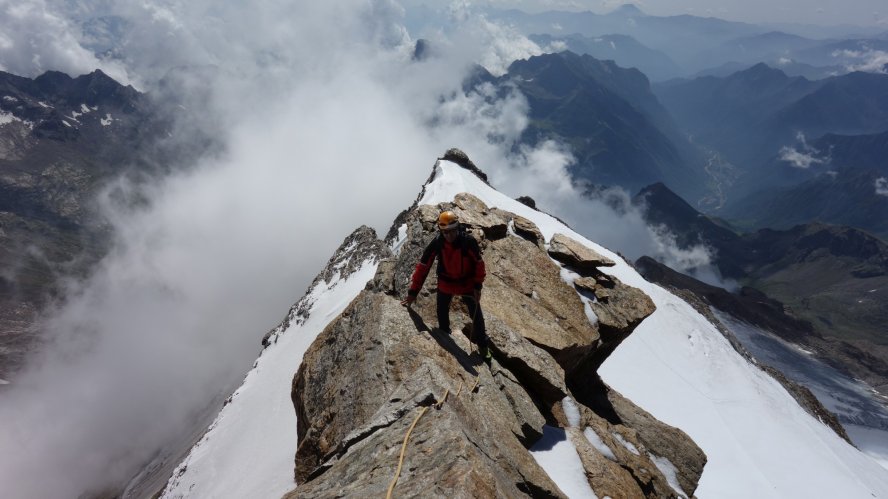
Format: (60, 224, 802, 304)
(408, 233, 486, 296)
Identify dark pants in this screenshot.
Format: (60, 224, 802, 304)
(437, 291, 487, 346)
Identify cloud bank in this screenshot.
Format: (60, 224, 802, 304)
(0, 0, 129, 83)
(834, 47, 888, 74)
(779, 131, 829, 169)
(0, 1, 722, 497)
(876, 177, 888, 196)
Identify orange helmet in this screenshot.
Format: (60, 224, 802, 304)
(437, 211, 459, 231)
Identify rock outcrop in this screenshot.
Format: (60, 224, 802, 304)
(287, 159, 705, 497)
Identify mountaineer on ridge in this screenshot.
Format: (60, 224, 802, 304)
(401, 210, 490, 360)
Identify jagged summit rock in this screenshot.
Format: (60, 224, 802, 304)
(548, 233, 617, 271)
(288, 156, 703, 497)
(262, 226, 392, 347)
(412, 39, 433, 61)
(441, 147, 488, 184)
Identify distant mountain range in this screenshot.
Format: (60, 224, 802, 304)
(529, 33, 682, 81)
(485, 5, 885, 77)
(469, 51, 710, 203)
(693, 60, 843, 81)
(486, 4, 762, 72)
(716, 129, 888, 238)
(468, 49, 888, 226)
(636, 182, 888, 347)
(635, 181, 888, 404)
(654, 64, 888, 197)
(0, 68, 215, 379)
(724, 169, 888, 239)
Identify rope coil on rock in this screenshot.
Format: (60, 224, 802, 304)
(385, 405, 429, 499)
(385, 376, 479, 499)
(387, 299, 485, 498)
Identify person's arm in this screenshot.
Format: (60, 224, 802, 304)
(401, 239, 438, 305)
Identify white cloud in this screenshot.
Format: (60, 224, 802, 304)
(779, 146, 825, 168)
(544, 39, 569, 52)
(876, 177, 888, 196)
(833, 47, 888, 74)
(779, 131, 828, 169)
(453, 15, 545, 76)
(0, 0, 130, 83)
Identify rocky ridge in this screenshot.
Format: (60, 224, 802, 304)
(286, 156, 706, 497)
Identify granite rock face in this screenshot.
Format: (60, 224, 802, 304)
(548, 233, 616, 271)
(288, 163, 704, 497)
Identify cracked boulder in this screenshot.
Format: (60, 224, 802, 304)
(548, 233, 616, 273)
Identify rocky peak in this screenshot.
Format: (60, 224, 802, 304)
(288, 161, 705, 497)
(263, 226, 392, 347)
(441, 147, 489, 184)
(1, 68, 143, 143)
(32, 69, 139, 108)
(609, 3, 646, 17)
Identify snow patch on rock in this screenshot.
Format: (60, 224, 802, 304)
(584, 427, 617, 461)
(531, 425, 598, 499)
(650, 453, 689, 498)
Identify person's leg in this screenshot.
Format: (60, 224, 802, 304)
(462, 295, 487, 346)
(436, 291, 453, 332)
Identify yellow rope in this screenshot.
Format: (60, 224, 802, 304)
(385, 343, 481, 497)
(470, 376, 481, 393)
(385, 405, 429, 499)
(435, 389, 451, 410)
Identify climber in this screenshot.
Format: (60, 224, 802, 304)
(401, 210, 490, 361)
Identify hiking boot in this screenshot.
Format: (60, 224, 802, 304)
(478, 343, 492, 363)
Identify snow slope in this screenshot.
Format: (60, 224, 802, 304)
(160, 262, 380, 498)
(714, 310, 888, 470)
(163, 160, 888, 498)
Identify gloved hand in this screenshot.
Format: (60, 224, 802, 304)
(400, 295, 415, 307)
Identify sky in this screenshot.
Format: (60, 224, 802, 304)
(460, 0, 888, 27)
